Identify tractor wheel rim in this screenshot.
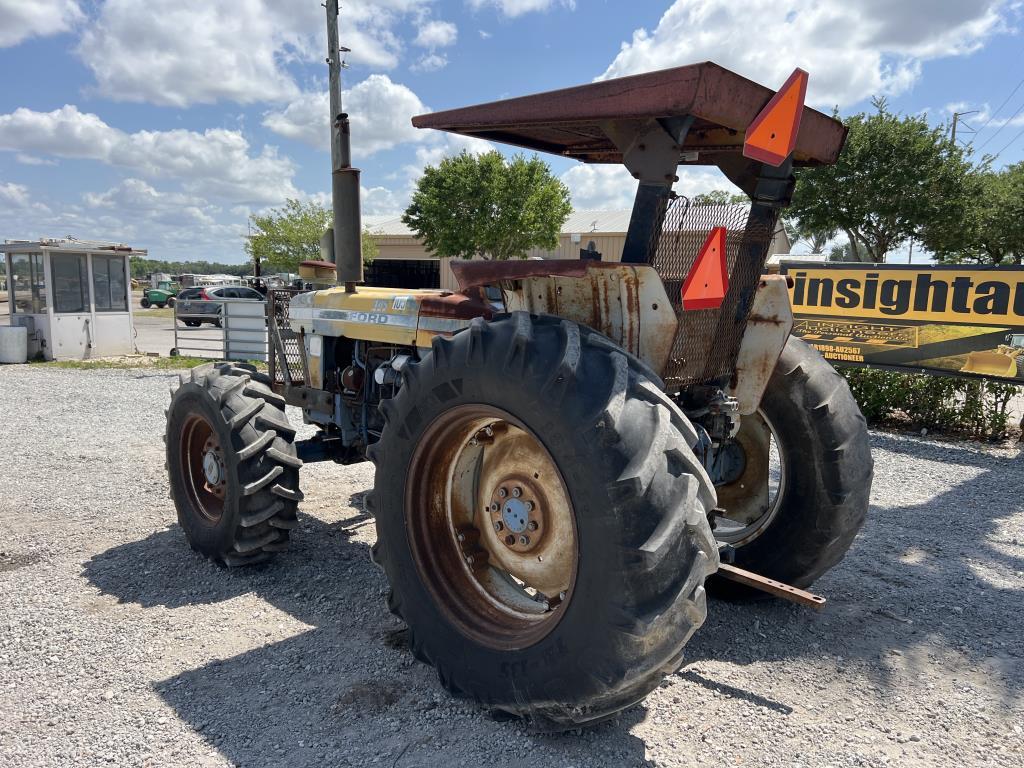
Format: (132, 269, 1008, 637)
(713, 408, 785, 547)
(406, 405, 577, 650)
(180, 414, 227, 524)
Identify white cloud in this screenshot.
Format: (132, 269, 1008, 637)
(560, 165, 636, 211)
(15, 154, 58, 166)
(600, 0, 1007, 108)
(83, 179, 217, 228)
(415, 20, 457, 48)
(75, 0, 441, 107)
(361, 185, 405, 216)
(412, 53, 449, 73)
(560, 163, 731, 210)
(0, 105, 298, 204)
(0, 0, 82, 48)
(479, 30, 493, 39)
(468, 0, 575, 17)
(263, 75, 429, 155)
(0, 181, 32, 208)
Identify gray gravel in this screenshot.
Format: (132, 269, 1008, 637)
(0, 364, 1022, 768)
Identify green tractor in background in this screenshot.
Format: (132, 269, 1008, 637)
(140, 279, 179, 309)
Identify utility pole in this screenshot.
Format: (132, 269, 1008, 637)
(325, 0, 362, 290)
(950, 110, 978, 145)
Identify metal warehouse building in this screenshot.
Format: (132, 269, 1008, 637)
(364, 206, 791, 291)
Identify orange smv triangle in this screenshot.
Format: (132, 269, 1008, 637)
(681, 227, 728, 311)
(743, 68, 808, 167)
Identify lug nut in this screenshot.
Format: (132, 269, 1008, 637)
(559, 592, 566, 601)
(490, 502, 499, 512)
(504, 535, 516, 546)
(511, 487, 522, 498)
(527, 520, 538, 531)
(524, 501, 534, 512)
(493, 521, 503, 532)
(456, 532, 465, 542)
(519, 535, 530, 546)
(498, 487, 508, 498)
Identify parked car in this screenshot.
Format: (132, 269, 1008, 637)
(140, 280, 179, 309)
(174, 284, 266, 327)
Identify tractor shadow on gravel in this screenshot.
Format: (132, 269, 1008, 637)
(83, 512, 654, 768)
(684, 432, 1023, 705)
(81, 432, 1023, 765)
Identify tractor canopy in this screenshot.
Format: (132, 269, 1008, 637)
(412, 62, 846, 171)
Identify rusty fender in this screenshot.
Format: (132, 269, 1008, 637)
(726, 274, 794, 415)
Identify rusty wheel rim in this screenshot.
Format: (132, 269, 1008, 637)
(714, 409, 785, 547)
(406, 405, 577, 650)
(179, 413, 227, 525)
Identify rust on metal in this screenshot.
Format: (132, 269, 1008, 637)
(726, 274, 794, 414)
(450, 258, 622, 291)
(412, 62, 846, 167)
(418, 290, 493, 320)
(718, 563, 827, 609)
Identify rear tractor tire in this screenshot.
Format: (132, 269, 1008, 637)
(710, 337, 873, 597)
(166, 296, 176, 308)
(368, 313, 719, 729)
(165, 362, 302, 566)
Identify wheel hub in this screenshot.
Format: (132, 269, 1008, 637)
(489, 480, 544, 552)
(200, 435, 226, 500)
(202, 450, 221, 485)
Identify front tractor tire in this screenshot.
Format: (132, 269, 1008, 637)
(368, 314, 719, 729)
(166, 363, 302, 566)
(711, 337, 873, 597)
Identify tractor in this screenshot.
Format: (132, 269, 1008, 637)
(141, 279, 178, 309)
(164, 1, 872, 731)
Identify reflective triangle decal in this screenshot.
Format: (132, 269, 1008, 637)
(743, 68, 808, 167)
(681, 227, 728, 311)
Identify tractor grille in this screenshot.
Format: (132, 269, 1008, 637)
(651, 197, 779, 391)
(268, 289, 307, 387)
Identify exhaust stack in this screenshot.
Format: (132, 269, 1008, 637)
(325, 0, 362, 289)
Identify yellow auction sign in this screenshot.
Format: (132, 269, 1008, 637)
(779, 262, 1024, 383)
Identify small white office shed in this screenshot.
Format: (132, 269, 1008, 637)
(1, 239, 141, 361)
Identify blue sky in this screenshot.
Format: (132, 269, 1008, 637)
(0, 0, 1021, 263)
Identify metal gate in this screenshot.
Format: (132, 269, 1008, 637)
(171, 298, 268, 361)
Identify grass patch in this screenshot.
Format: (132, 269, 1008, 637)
(29, 356, 267, 371)
(136, 306, 175, 318)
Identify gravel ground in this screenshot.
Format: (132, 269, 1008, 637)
(0, 365, 1022, 768)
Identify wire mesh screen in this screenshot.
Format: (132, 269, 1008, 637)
(651, 197, 780, 390)
(268, 289, 307, 387)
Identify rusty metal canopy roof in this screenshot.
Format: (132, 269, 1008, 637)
(412, 62, 846, 167)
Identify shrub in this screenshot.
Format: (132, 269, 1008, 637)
(840, 367, 1021, 441)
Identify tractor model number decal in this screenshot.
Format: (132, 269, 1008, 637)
(392, 296, 410, 311)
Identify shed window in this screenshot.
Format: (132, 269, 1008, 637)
(93, 255, 128, 312)
(10, 253, 47, 313)
(51, 254, 89, 314)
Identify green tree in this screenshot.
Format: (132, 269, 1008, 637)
(246, 198, 378, 273)
(933, 162, 1024, 265)
(402, 151, 572, 260)
(790, 99, 978, 263)
(784, 219, 837, 254)
(691, 189, 748, 205)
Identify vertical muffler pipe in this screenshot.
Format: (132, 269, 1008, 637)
(326, 0, 362, 290)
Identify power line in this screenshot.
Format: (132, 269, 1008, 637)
(979, 97, 1024, 155)
(991, 122, 1024, 161)
(973, 73, 1024, 145)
